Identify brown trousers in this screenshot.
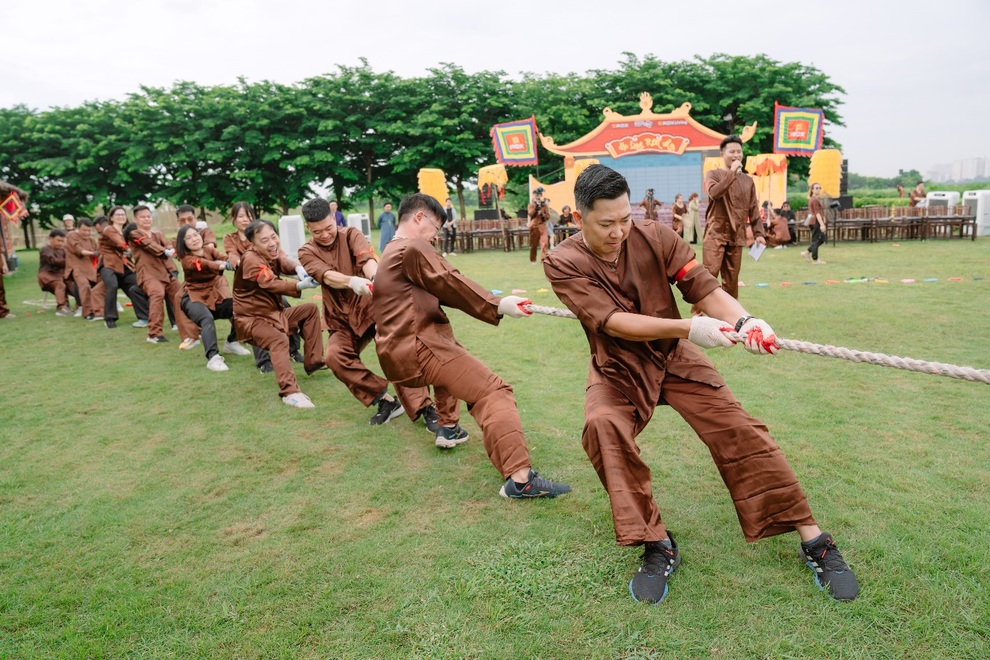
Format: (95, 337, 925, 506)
(327, 326, 431, 418)
(143, 277, 181, 337)
(583, 375, 815, 547)
(39, 272, 69, 308)
(529, 223, 548, 263)
(702, 239, 743, 300)
(239, 304, 323, 397)
(415, 339, 530, 478)
(0, 272, 7, 317)
(70, 272, 102, 316)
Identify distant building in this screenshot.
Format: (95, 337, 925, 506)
(927, 157, 989, 183)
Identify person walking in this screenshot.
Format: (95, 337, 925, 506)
(801, 183, 828, 265)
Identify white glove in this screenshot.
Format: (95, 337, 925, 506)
(738, 318, 779, 355)
(296, 276, 318, 290)
(497, 296, 533, 319)
(348, 276, 373, 296)
(688, 316, 735, 349)
(295, 265, 309, 281)
(223, 261, 234, 271)
(164, 248, 175, 258)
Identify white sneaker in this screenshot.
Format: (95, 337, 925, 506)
(814, 259, 828, 265)
(179, 337, 200, 351)
(74, 308, 83, 317)
(171, 324, 178, 331)
(132, 319, 149, 328)
(282, 392, 315, 409)
(117, 303, 124, 312)
(206, 355, 228, 372)
(223, 340, 251, 356)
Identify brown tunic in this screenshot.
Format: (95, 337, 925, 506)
(98, 225, 129, 273)
(671, 202, 688, 234)
(38, 246, 67, 291)
(544, 220, 719, 421)
(198, 226, 217, 247)
(909, 188, 925, 207)
(704, 169, 764, 245)
(296, 228, 377, 336)
(130, 229, 175, 286)
(808, 197, 824, 227)
(232, 248, 302, 334)
(223, 232, 252, 269)
(65, 231, 99, 282)
(180, 245, 231, 308)
(638, 197, 661, 220)
(373, 237, 501, 386)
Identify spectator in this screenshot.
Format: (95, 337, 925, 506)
(330, 200, 346, 228)
(909, 182, 926, 208)
(377, 202, 397, 253)
(443, 198, 458, 256)
(686, 193, 700, 245)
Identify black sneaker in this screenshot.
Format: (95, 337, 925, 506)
(146, 335, 169, 344)
(800, 533, 859, 601)
(104, 319, 117, 329)
(258, 363, 274, 374)
(435, 424, 469, 449)
(420, 404, 440, 434)
(629, 534, 681, 604)
(499, 469, 571, 498)
(291, 351, 305, 364)
(370, 396, 404, 425)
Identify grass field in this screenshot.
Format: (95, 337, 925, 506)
(1, 235, 989, 658)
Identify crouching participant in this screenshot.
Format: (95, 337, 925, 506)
(297, 197, 436, 428)
(233, 220, 323, 408)
(176, 225, 240, 372)
(374, 193, 570, 498)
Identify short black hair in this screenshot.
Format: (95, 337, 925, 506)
(245, 219, 276, 242)
(133, 205, 152, 216)
(397, 193, 446, 224)
(49, 229, 66, 238)
(176, 204, 196, 216)
(122, 222, 138, 243)
(93, 215, 108, 226)
(78, 218, 93, 228)
(301, 198, 331, 223)
(719, 134, 743, 151)
(573, 164, 630, 214)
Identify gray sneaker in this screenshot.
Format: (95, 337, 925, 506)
(435, 424, 469, 449)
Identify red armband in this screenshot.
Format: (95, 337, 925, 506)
(674, 259, 699, 282)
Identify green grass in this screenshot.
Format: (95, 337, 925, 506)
(2, 237, 989, 658)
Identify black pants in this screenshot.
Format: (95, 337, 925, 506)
(442, 227, 456, 253)
(809, 225, 826, 261)
(101, 268, 149, 321)
(181, 295, 234, 359)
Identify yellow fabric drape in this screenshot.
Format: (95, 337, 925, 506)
(418, 168, 449, 205)
(478, 164, 508, 189)
(808, 149, 843, 198)
(745, 154, 789, 208)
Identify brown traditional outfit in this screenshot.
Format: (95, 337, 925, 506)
(670, 202, 688, 236)
(38, 245, 70, 309)
(297, 228, 431, 418)
(766, 212, 791, 247)
(222, 232, 252, 269)
(544, 220, 815, 546)
(65, 230, 102, 316)
(527, 199, 550, 263)
(232, 248, 323, 397)
(374, 237, 530, 477)
(703, 168, 764, 299)
(130, 228, 181, 337)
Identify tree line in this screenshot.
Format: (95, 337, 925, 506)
(0, 53, 844, 242)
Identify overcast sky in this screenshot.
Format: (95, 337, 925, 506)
(6, 0, 989, 178)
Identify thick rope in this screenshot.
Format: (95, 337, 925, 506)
(523, 303, 990, 384)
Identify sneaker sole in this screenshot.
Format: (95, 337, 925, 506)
(370, 404, 405, 426)
(435, 432, 469, 449)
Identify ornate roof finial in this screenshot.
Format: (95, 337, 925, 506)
(639, 92, 653, 114)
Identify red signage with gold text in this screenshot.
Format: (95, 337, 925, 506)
(604, 132, 690, 158)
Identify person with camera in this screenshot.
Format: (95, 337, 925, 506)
(801, 183, 828, 265)
(527, 187, 550, 264)
(702, 135, 765, 300)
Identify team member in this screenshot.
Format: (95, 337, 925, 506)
(374, 193, 570, 497)
(128, 206, 181, 343)
(38, 229, 72, 316)
(703, 135, 765, 299)
(526, 188, 550, 264)
(65, 219, 102, 321)
(175, 225, 239, 371)
(95, 209, 150, 328)
(298, 198, 438, 428)
(176, 204, 217, 247)
(232, 220, 324, 408)
(638, 188, 661, 221)
(544, 165, 857, 604)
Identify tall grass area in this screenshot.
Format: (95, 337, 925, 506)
(2, 237, 989, 658)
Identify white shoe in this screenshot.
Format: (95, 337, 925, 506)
(74, 308, 83, 317)
(223, 340, 251, 356)
(282, 392, 315, 409)
(206, 355, 229, 372)
(171, 324, 178, 331)
(814, 259, 827, 265)
(773, 245, 783, 249)
(132, 319, 149, 328)
(179, 337, 200, 351)
(117, 303, 124, 312)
